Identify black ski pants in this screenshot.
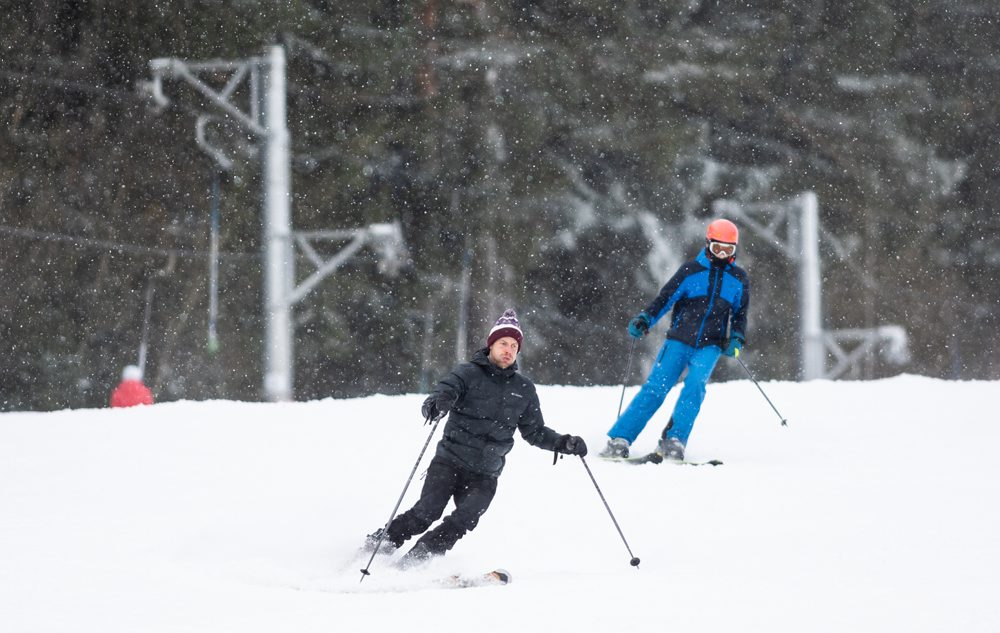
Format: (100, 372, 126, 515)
(387, 457, 498, 556)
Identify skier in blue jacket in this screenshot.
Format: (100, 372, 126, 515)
(599, 219, 750, 462)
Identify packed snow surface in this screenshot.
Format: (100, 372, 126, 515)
(2, 375, 997, 632)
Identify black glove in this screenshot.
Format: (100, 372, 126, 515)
(554, 434, 588, 457)
(421, 395, 451, 422)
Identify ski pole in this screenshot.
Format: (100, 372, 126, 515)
(614, 337, 638, 422)
(578, 456, 641, 569)
(735, 354, 788, 427)
(360, 415, 442, 582)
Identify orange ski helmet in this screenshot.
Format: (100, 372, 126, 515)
(706, 219, 739, 244)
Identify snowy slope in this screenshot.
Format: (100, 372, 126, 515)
(1, 375, 998, 633)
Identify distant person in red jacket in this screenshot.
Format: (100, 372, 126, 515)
(110, 365, 154, 408)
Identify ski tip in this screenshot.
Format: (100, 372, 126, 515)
(491, 569, 512, 584)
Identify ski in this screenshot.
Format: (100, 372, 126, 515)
(622, 452, 723, 466)
(439, 569, 511, 589)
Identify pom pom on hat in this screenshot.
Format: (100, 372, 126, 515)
(487, 309, 523, 349)
(122, 365, 143, 381)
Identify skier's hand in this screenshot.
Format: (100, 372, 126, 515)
(627, 312, 652, 339)
(723, 336, 743, 358)
(421, 395, 450, 422)
(554, 434, 588, 457)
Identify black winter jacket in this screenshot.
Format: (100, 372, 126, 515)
(425, 348, 562, 477)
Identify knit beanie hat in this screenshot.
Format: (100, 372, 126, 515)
(486, 309, 523, 349)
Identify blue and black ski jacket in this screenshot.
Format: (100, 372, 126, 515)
(644, 249, 750, 349)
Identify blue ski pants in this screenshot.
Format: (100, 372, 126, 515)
(607, 339, 721, 446)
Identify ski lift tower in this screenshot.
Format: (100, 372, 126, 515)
(713, 192, 909, 380)
(144, 45, 407, 401)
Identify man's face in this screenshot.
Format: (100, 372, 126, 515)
(488, 336, 519, 369)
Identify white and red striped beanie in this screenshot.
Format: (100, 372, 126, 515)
(486, 309, 523, 349)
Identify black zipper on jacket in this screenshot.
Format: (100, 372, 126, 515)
(694, 264, 723, 346)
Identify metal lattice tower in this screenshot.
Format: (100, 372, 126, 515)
(146, 45, 406, 401)
(713, 192, 909, 380)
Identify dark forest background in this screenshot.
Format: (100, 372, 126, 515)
(2, 0, 998, 411)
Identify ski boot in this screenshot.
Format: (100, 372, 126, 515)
(655, 435, 686, 462)
(598, 437, 630, 459)
(361, 527, 400, 557)
(396, 541, 437, 570)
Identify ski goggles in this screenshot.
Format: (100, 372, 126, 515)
(709, 240, 737, 259)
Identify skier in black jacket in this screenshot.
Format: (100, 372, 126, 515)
(365, 309, 587, 567)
